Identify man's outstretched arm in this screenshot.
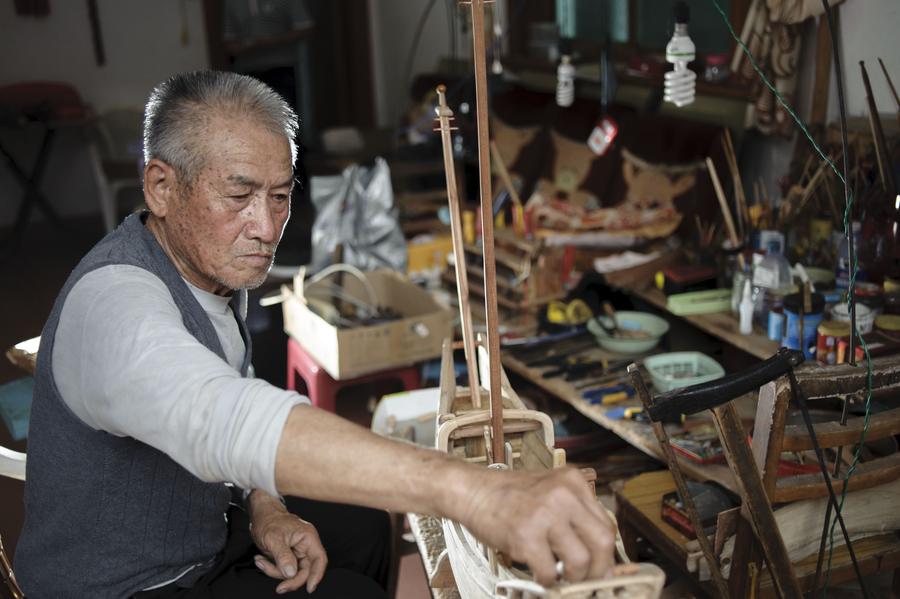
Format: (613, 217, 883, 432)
(274, 404, 616, 586)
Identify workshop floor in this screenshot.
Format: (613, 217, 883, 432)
(0, 214, 432, 598)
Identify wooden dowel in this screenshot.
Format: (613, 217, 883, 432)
(861, 61, 898, 195)
(490, 140, 525, 236)
(469, 0, 504, 464)
(877, 57, 900, 120)
(706, 157, 744, 270)
(435, 84, 481, 409)
(723, 129, 750, 239)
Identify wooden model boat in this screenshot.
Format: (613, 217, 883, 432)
(436, 341, 665, 598)
(430, 2, 666, 596)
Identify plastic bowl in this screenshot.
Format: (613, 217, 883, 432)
(586, 311, 669, 355)
(644, 351, 725, 393)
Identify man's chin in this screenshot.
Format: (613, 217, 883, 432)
(221, 265, 273, 291)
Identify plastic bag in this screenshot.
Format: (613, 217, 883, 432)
(309, 157, 407, 273)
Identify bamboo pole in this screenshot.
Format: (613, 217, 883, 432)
(468, 0, 504, 463)
(435, 85, 481, 409)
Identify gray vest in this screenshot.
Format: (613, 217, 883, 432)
(16, 212, 252, 598)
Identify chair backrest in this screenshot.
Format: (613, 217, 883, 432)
(0, 447, 25, 482)
(0, 445, 25, 599)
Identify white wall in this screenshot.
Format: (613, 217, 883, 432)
(0, 0, 209, 227)
(828, 0, 900, 121)
(367, 0, 454, 128)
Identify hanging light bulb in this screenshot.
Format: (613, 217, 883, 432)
(664, 1, 696, 107)
(556, 55, 575, 107)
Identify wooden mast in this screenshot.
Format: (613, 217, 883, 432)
(435, 85, 481, 408)
(467, 0, 505, 463)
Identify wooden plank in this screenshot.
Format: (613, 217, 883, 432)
(712, 403, 804, 599)
(781, 406, 900, 451)
(774, 452, 900, 502)
(781, 355, 900, 399)
(615, 472, 695, 567)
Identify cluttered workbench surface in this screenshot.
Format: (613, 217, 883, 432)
(501, 346, 743, 495)
(627, 286, 780, 361)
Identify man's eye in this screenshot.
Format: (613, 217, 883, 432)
(272, 194, 289, 202)
(230, 193, 252, 200)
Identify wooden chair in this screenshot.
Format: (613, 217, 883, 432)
(630, 350, 900, 598)
(0, 445, 25, 599)
(725, 356, 900, 597)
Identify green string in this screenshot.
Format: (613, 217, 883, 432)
(707, 0, 874, 592)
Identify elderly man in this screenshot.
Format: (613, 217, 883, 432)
(15, 71, 615, 598)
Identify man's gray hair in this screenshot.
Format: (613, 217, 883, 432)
(143, 70, 299, 185)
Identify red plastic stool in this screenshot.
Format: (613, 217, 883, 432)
(286, 337, 421, 413)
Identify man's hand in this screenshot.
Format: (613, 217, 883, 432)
(454, 466, 616, 587)
(248, 490, 328, 594)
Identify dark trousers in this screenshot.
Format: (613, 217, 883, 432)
(135, 497, 390, 599)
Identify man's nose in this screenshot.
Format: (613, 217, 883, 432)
(245, 196, 278, 243)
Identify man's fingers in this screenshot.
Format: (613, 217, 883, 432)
(267, 535, 300, 579)
(548, 524, 591, 582)
(525, 541, 560, 588)
(276, 566, 310, 594)
(254, 554, 284, 579)
(291, 535, 328, 592)
(571, 503, 616, 579)
(306, 551, 327, 592)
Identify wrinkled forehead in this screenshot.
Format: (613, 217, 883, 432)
(197, 114, 294, 172)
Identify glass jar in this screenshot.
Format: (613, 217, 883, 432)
(703, 54, 730, 83)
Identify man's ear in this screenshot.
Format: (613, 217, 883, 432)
(143, 159, 178, 218)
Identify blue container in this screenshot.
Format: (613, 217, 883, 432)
(783, 292, 825, 359)
(767, 310, 784, 342)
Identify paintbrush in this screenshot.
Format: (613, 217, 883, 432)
(877, 57, 900, 127)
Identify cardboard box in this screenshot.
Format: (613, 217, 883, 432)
(282, 269, 453, 380)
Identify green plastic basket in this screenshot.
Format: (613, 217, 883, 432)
(644, 352, 725, 393)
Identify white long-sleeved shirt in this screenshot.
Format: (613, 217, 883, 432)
(52, 264, 308, 498)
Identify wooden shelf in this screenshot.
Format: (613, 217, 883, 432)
(501, 349, 743, 495)
(629, 287, 779, 361)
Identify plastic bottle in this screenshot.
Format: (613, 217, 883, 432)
(835, 222, 863, 291)
(556, 55, 575, 107)
(740, 279, 754, 335)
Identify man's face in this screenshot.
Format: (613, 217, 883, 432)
(163, 116, 294, 295)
